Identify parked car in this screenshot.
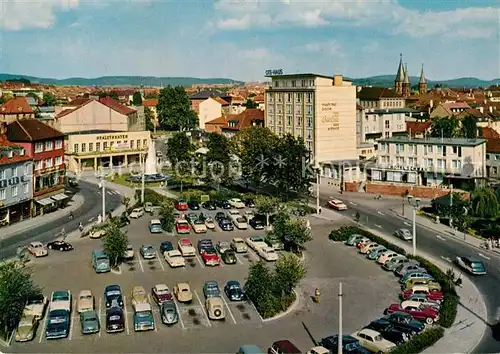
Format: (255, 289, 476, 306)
(390, 259, 419, 274)
(231, 237, 248, 253)
(104, 285, 124, 308)
(49, 290, 71, 312)
(382, 312, 425, 334)
(356, 237, 371, 249)
(401, 300, 440, 312)
(106, 307, 125, 333)
(149, 219, 163, 233)
(243, 198, 255, 207)
(306, 347, 330, 354)
(186, 213, 198, 224)
(367, 318, 420, 339)
(15, 315, 38, 342)
(402, 285, 444, 302)
(45, 309, 70, 339)
(88, 227, 106, 239)
(364, 323, 408, 345)
(249, 217, 265, 230)
(403, 278, 441, 292)
(265, 235, 284, 250)
(385, 303, 439, 324)
(377, 251, 401, 265)
(203, 280, 221, 298)
(23, 295, 47, 320)
(202, 201, 217, 210)
(215, 211, 226, 221)
(80, 310, 100, 334)
(205, 217, 216, 229)
(246, 236, 267, 251)
(395, 263, 426, 277)
(28, 241, 48, 257)
(160, 241, 174, 253)
(191, 218, 208, 233)
(229, 198, 245, 209)
(382, 256, 408, 271)
(175, 219, 191, 234)
(197, 239, 214, 253)
(206, 297, 225, 320)
(47, 240, 73, 251)
(175, 200, 188, 211)
(215, 200, 231, 209)
(320, 335, 370, 354)
(200, 247, 221, 266)
(243, 210, 255, 222)
(367, 246, 388, 260)
(455, 256, 487, 275)
(233, 216, 249, 230)
(327, 199, 347, 210)
(130, 286, 148, 307)
(160, 301, 178, 325)
(133, 303, 155, 331)
(359, 242, 379, 254)
(228, 210, 241, 221)
(174, 283, 193, 303)
(345, 234, 365, 246)
(140, 244, 156, 259)
(129, 207, 144, 219)
(269, 340, 302, 354)
(257, 247, 279, 261)
(238, 345, 265, 354)
(224, 280, 244, 301)
(164, 250, 186, 267)
(406, 295, 441, 310)
(178, 238, 196, 256)
(68, 177, 78, 187)
(151, 284, 173, 305)
(394, 228, 413, 241)
(77, 290, 94, 313)
(350, 328, 396, 353)
(400, 271, 434, 285)
(219, 218, 234, 231)
(188, 201, 200, 210)
(221, 249, 237, 264)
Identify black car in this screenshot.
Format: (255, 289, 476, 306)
(218, 218, 234, 231)
(160, 241, 174, 253)
(249, 217, 264, 230)
(47, 240, 74, 251)
(104, 285, 124, 308)
(106, 307, 125, 333)
(224, 280, 244, 301)
(383, 312, 425, 334)
(320, 335, 370, 354)
(220, 249, 237, 264)
(188, 201, 200, 210)
(367, 318, 416, 338)
(202, 201, 216, 210)
(67, 177, 78, 187)
(215, 212, 226, 221)
(365, 322, 409, 345)
(243, 199, 255, 208)
(215, 200, 231, 209)
(197, 239, 213, 253)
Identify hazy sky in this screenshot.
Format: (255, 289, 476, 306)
(0, 0, 499, 81)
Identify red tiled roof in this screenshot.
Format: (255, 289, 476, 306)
(55, 99, 93, 119)
(99, 97, 136, 115)
(7, 119, 64, 142)
(0, 135, 31, 166)
(67, 98, 90, 106)
(487, 139, 500, 153)
(406, 121, 431, 136)
(253, 95, 264, 103)
(479, 127, 500, 139)
(442, 102, 470, 109)
(213, 97, 229, 105)
(143, 99, 158, 108)
(113, 89, 136, 97)
(231, 95, 246, 102)
(207, 109, 264, 132)
(0, 97, 33, 115)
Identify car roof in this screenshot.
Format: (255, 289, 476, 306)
(132, 286, 145, 292)
(227, 280, 240, 286)
(401, 300, 421, 307)
(167, 250, 182, 256)
(107, 307, 123, 315)
(463, 256, 483, 263)
(205, 280, 218, 286)
(150, 219, 161, 223)
(412, 285, 431, 291)
(81, 310, 98, 318)
(31, 241, 43, 246)
(272, 340, 301, 353)
(134, 303, 151, 312)
(105, 285, 121, 291)
(79, 290, 92, 296)
(330, 199, 344, 203)
(239, 345, 264, 354)
(155, 284, 169, 291)
(359, 328, 380, 337)
(233, 237, 244, 242)
(177, 282, 189, 288)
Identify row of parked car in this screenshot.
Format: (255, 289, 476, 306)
(175, 210, 265, 234)
(175, 198, 255, 212)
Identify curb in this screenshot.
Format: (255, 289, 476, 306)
(261, 289, 300, 323)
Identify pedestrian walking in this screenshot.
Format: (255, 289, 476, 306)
(314, 288, 321, 304)
(69, 211, 74, 220)
(318, 206, 322, 214)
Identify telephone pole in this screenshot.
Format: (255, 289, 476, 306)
(338, 282, 343, 354)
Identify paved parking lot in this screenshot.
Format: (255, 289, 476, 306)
(12, 211, 401, 353)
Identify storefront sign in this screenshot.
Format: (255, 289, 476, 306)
(322, 112, 340, 131)
(97, 134, 128, 141)
(0, 175, 30, 189)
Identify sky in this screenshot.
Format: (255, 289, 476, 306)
(0, 0, 499, 82)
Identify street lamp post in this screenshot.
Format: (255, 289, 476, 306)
(97, 168, 106, 223)
(314, 163, 321, 215)
(141, 153, 146, 204)
(337, 282, 343, 354)
(407, 195, 421, 256)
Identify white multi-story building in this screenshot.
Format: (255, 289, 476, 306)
(486, 139, 500, 179)
(356, 107, 413, 144)
(371, 136, 486, 187)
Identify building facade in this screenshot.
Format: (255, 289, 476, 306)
(0, 97, 36, 123)
(357, 87, 406, 109)
(198, 98, 222, 130)
(65, 130, 152, 173)
(205, 109, 264, 138)
(265, 73, 357, 163)
(7, 119, 66, 215)
(371, 136, 486, 188)
(190, 90, 233, 113)
(486, 139, 500, 179)
(357, 108, 410, 143)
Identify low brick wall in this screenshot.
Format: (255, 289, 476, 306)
(365, 183, 469, 199)
(344, 181, 361, 192)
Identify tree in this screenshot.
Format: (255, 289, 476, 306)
(157, 86, 198, 131)
(144, 107, 155, 131)
(462, 115, 478, 139)
(274, 253, 306, 295)
(144, 92, 158, 99)
(430, 117, 460, 138)
(471, 186, 499, 218)
(132, 91, 143, 106)
(255, 195, 279, 227)
(102, 223, 128, 267)
(0, 261, 41, 338)
(248, 93, 256, 98)
(243, 261, 278, 318)
(42, 92, 56, 106)
(203, 132, 233, 188)
(122, 196, 131, 210)
(159, 200, 175, 232)
(283, 218, 312, 252)
(97, 91, 119, 100)
(244, 99, 258, 109)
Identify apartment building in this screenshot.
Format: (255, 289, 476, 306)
(357, 107, 414, 144)
(265, 73, 357, 163)
(357, 87, 406, 109)
(371, 136, 486, 188)
(486, 139, 500, 179)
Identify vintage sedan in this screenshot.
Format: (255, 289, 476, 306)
(200, 247, 221, 266)
(219, 218, 234, 231)
(175, 200, 188, 211)
(345, 234, 365, 246)
(106, 307, 125, 333)
(367, 318, 419, 339)
(215, 199, 231, 209)
(197, 239, 214, 253)
(47, 240, 74, 251)
(382, 312, 425, 334)
(130, 286, 148, 307)
(206, 297, 225, 320)
(243, 198, 255, 208)
(202, 201, 217, 210)
(49, 290, 71, 312)
(405, 295, 441, 311)
(15, 315, 38, 342)
(367, 246, 388, 260)
(249, 217, 265, 230)
(385, 303, 439, 325)
(23, 295, 47, 320)
(160, 241, 174, 253)
(243, 211, 255, 222)
(233, 216, 248, 230)
(191, 218, 208, 234)
(203, 280, 221, 298)
(320, 335, 370, 354)
(88, 227, 106, 239)
(395, 263, 426, 277)
(175, 219, 191, 234)
(229, 198, 246, 209)
(350, 328, 396, 353)
(257, 247, 279, 262)
(188, 201, 200, 210)
(216, 241, 231, 254)
(401, 300, 440, 312)
(224, 280, 244, 301)
(365, 321, 410, 345)
(129, 207, 144, 219)
(455, 256, 487, 275)
(28, 241, 48, 257)
(221, 249, 237, 264)
(246, 236, 267, 251)
(123, 244, 134, 260)
(149, 219, 163, 233)
(164, 250, 186, 268)
(402, 285, 444, 302)
(160, 301, 178, 325)
(140, 245, 156, 259)
(77, 290, 94, 313)
(178, 238, 196, 257)
(359, 242, 379, 254)
(104, 285, 124, 308)
(377, 251, 401, 265)
(327, 199, 347, 211)
(80, 310, 100, 334)
(266, 235, 284, 250)
(133, 303, 155, 332)
(205, 217, 216, 230)
(151, 284, 173, 305)
(231, 237, 248, 253)
(46, 309, 70, 340)
(382, 256, 408, 271)
(394, 228, 413, 241)
(174, 283, 193, 303)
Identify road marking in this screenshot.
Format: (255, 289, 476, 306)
(137, 257, 145, 272)
(123, 296, 130, 335)
(38, 317, 47, 343)
(172, 298, 185, 330)
(349, 202, 357, 206)
(107, 191, 113, 195)
(235, 254, 244, 265)
(378, 211, 385, 216)
(478, 253, 491, 260)
(375, 224, 383, 229)
(221, 294, 237, 324)
(441, 256, 452, 263)
(437, 235, 445, 241)
(88, 217, 95, 222)
(156, 251, 165, 271)
(404, 222, 411, 226)
(69, 300, 76, 340)
(147, 295, 159, 332)
(194, 291, 211, 327)
(194, 253, 205, 268)
(98, 298, 102, 337)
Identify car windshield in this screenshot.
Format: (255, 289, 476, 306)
(84, 317, 97, 322)
(194, 219, 204, 225)
(180, 240, 191, 245)
(236, 217, 246, 223)
(229, 284, 240, 289)
(136, 311, 152, 318)
(374, 335, 383, 341)
(471, 262, 485, 269)
(19, 318, 32, 326)
(345, 342, 361, 350)
(252, 237, 264, 242)
(107, 290, 121, 296)
(205, 248, 216, 254)
(80, 294, 92, 300)
(49, 316, 66, 324)
(53, 292, 69, 301)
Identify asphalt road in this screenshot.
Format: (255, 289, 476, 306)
(0, 181, 123, 260)
(317, 192, 500, 353)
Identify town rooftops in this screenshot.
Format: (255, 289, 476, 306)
(357, 87, 402, 100)
(442, 102, 471, 109)
(378, 136, 486, 147)
(265, 73, 352, 82)
(212, 97, 229, 105)
(0, 135, 31, 166)
(479, 127, 500, 139)
(143, 99, 158, 108)
(190, 90, 232, 100)
(67, 98, 91, 106)
(0, 97, 33, 115)
(99, 97, 136, 115)
(487, 139, 500, 153)
(207, 109, 264, 131)
(406, 121, 432, 136)
(7, 119, 64, 142)
(365, 108, 421, 115)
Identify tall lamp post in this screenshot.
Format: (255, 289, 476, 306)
(407, 195, 421, 256)
(97, 168, 107, 223)
(314, 163, 321, 214)
(141, 152, 146, 204)
(337, 282, 344, 354)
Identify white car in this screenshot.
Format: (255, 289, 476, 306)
(178, 238, 196, 257)
(228, 210, 240, 221)
(230, 237, 248, 253)
(77, 290, 94, 313)
(129, 207, 145, 219)
(245, 236, 268, 251)
(164, 250, 186, 267)
(377, 251, 401, 265)
(23, 295, 47, 320)
(243, 211, 255, 222)
(28, 242, 48, 257)
(394, 228, 413, 241)
(229, 198, 245, 209)
(306, 347, 330, 354)
(49, 290, 71, 312)
(191, 218, 207, 234)
(204, 217, 216, 229)
(89, 228, 106, 239)
(233, 216, 248, 230)
(401, 300, 440, 311)
(257, 247, 279, 261)
(123, 244, 134, 260)
(327, 199, 347, 211)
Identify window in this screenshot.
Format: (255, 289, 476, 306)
(55, 156, 62, 166)
(286, 127, 292, 135)
(396, 157, 405, 166)
(0, 170, 4, 179)
(20, 148, 25, 156)
(89, 143, 94, 152)
(143, 139, 147, 147)
(396, 144, 404, 153)
(306, 129, 313, 140)
(45, 141, 53, 151)
(24, 164, 29, 175)
(301, 80, 306, 87)
(452, 160, 458, 168)
(267, 93, 274, 103)
(23, 183, 29, 194)
(11, 167, 17, 177)
(286, 104, 292, 114)
(34, 160, 42, 170)
(277, 105, 283, 114)
(295, 93, 302, 103)
(425, 158, 433, 168)
(277, 126, 282, 135)
(458, 146, 462, 157)
(277, 93, 283, 102)
(268, 105, 274, 114)
(130, 140, 134, 149)
(295, 127, 303, 137)
(103, 142, 108, 150)
(385, 120, 390, 129)
(437, 159, 445, 169)
(73, 143, 79, 153)
(81, 143, 86, 152)
(0, 189, 5, 200)
(110, 141, 114, 149)
(486, 153, 491, 160)
(306, 141, 312, 151)
(291, 80, 296, 87)
(55, 139, 62, 149)
(296, 116, 302, 127)
(309, 80, 315, 86)
(96, 142, 101, 151)
(452, 146, 458, 154)
(306, 93, 313, 103)
(274, 80, 279, 88)
(11, 185, 18, 197)
(385, 131, 390, 138)
(34, 142, 44, 153)
(306, 105, 313, 115)
(286, 116, 292, 126)
(295, 105, 302, 115)
(437, 145, 443, 154)
(45, 158, 53, 168)
(306, 117, 313, 128)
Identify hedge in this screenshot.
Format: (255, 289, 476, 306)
(135, 188, 176, 207)
(390, 327, 445, 354)
(330, 225, 458, 330)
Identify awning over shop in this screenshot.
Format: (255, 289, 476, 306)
(51, 193, 69, 201)
(36, 198, 55, 206)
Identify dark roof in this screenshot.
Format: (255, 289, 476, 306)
(7, 119, 64, 142)
(357, 87, 402, 100)
(487, 139, 500, 153)
(406, 121, 432, 136)
(190, 90, 231, 100)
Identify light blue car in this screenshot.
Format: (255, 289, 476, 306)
(367, 246, 387, 260)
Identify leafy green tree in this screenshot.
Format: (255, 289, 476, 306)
(144, 107, 155, 131)
(0, 95, 5, 104)
(42, 92, 56, 106)
(132, 91, 143, 106)
(284, 218, 312, 252)
(461, 115, 478, 139)
(0, 260, 41, 338)
(144, 92, 158, 99)
(157, 86, 198, 131)
(255, 195, 279, 227)
(97, 91, 119, 100)
(268, 210, 290, 241)
(166, 132, 191, 167)
(244, 99, 258, 109)
(274, 253, 306, 295)
(248, 93, 256, 98)
(430, 117, 460, 138)
(122, 196, 131, 210)
(159, 201, 175, 232)
(471, 186, 499, 218)
(243, 261, 279, 318)
(102, 223, 128, 267)
(203, 132, 233, 188)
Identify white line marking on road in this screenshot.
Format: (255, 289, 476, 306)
(107, 191, 113, 195)
(69, 300, 76, 340)
(98, 298, 102, 337)
(138, 257, 145, 272)
(249, 300, 265, 323)
(404, 222, 411, 226)
(147, 295, 159, 332)
(194, 291, 211, 327)
(235, 254, 244, 265)
(194, 253, 205, 268)
(123, 296, 130, 335)
(88, 217, 95, 222)
(437, 235, 445, 241)
(375, 224, 383, 229)
(378, 211, 385, 216)
(441, 256, 452, 263)
(349, 202, 357, 206)
(156, 252, 165, 271)
(38, 317, 46, 343)
(221, 294, 237, 324)
(172, 298, 185, 329)
(478, 253, 491, 260)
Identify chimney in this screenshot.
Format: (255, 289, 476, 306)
(333, 75, 343, 86)
(430, 100, 434, 108)
(489, 106, 493, 113)
(479, 107, 484, 113)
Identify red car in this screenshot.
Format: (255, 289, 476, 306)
(176, 200, 188, 211)
(200, 248, 220, 266)
(175, 220, 191, 234)
(402, 286, 444, 302)
(151, 284, 173, 305)
(385, 303, 439, 325)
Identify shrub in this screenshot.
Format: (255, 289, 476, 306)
(285, 201, 315, 216)
(437, 292, 459, 328)
(390, 327, 444, 354)
(136, 188, 176, 206)
(180, 190, 204, 202)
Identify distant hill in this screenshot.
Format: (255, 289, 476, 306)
(0, 73, 243, 87)
(0, 73, 497, 88)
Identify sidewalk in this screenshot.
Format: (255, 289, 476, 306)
(0, 193, 85, 240)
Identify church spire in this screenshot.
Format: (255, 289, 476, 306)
(395, 53, 405, 82)
(403, 63, 410, 84)
(419, 63, 426, 84)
